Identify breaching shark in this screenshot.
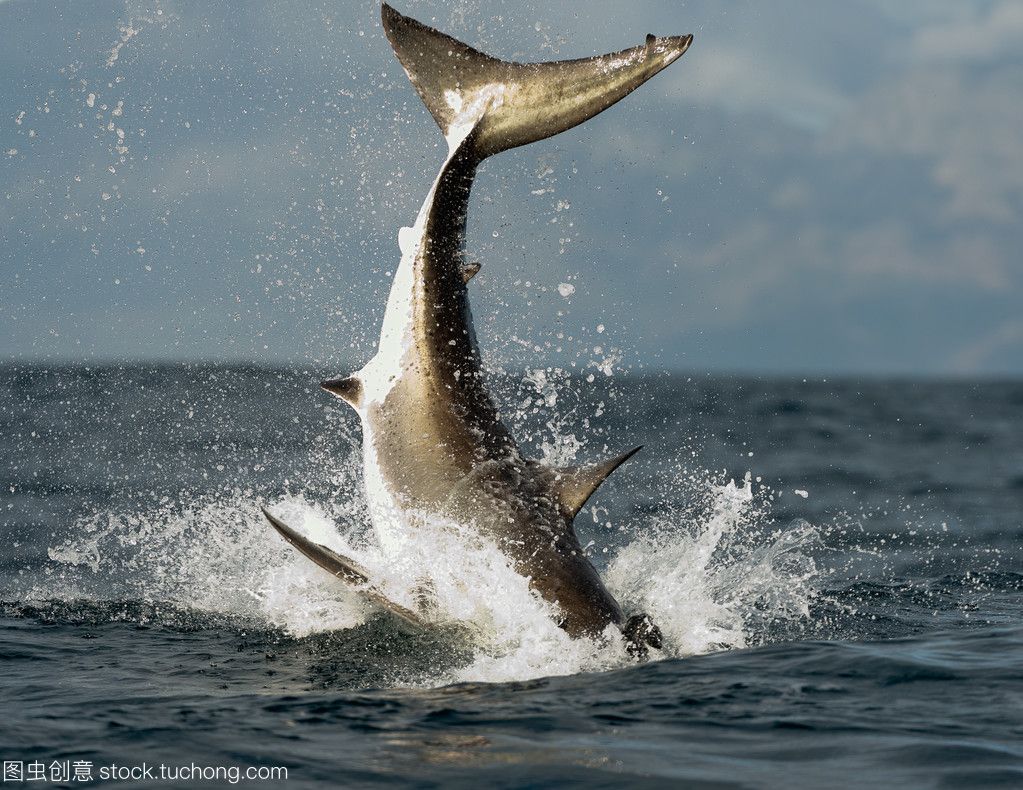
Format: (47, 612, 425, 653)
(263, 4, 692, 655)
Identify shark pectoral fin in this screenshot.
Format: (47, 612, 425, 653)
(554, 446, 643, 519)
(261, 506, 370, 584)
(381, 3, 693, 158)
(461, 261, 482, 283)
(260, 506, 427, 632)
(321, 375, 363, 409)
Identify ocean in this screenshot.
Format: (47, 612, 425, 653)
(1, 363, 1021, 788)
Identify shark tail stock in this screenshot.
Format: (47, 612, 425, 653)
(380, 3, 692, 159)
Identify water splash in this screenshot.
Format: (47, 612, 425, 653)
(41, 492, 372, 637)
(35, 455, 822, 686)
(608, 479, 822, 655)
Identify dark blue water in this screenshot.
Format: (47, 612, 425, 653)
(2, 364, 1022, 788)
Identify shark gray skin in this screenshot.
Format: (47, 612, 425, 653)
(274, 4, 691, 655)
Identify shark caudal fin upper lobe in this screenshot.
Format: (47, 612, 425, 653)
(381, 3, 692, 159)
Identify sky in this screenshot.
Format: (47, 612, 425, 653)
(2, 0, 1022, 375)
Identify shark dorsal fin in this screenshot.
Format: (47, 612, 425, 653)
(554, 446, 642, 519)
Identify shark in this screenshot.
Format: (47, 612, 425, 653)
(263, 3, 692, 655)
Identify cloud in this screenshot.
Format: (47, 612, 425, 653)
(682, 47, 849, 131)
(910, 1, 1023, 63)
(949, 319, 1023, 374)
(673, 217, 1011, 326)
(824, 66, 1023, 223)
(828, 222, 1009, 290)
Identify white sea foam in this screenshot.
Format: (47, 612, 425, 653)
(39, 448, 821, 685)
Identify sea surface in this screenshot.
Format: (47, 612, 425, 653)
(1, 364, 1021, 788)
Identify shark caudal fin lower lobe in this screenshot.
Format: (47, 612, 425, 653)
(381, 3, 692, 159)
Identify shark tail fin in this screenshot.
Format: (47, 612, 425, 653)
(554, 446, 643, 520)
(381, 3, 692, 159)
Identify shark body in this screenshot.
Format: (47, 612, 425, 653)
(267, 4, 692, 654)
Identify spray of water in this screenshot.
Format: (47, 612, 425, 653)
(36, 413, 823, 686)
